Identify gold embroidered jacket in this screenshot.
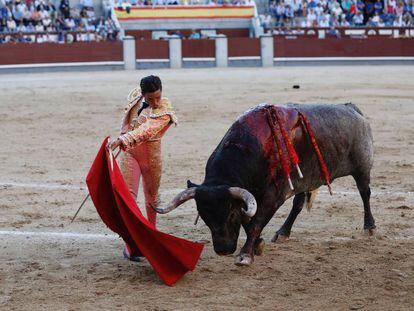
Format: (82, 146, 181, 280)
(119, 87, 178, 150)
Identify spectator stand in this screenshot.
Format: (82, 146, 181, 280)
(265, 0, 414, 29)
(0, 0, 121, 43)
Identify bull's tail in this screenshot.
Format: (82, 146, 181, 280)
(344, 103, 364, 116)
(305, 189, 319, 211)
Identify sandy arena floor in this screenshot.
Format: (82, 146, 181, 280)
(0, 66, 413, 310)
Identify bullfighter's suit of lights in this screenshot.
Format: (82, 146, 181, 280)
(118, 87, 178, 226)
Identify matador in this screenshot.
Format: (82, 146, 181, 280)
(109, 75, 177, 261)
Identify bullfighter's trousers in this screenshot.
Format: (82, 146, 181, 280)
(119, 140, 161, 227)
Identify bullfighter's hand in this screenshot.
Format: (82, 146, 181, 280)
(109, 138, 123, 151)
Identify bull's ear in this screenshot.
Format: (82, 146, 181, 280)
(187, 180, 200, 188)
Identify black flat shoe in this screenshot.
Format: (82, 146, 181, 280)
(123, 247, 142, 262)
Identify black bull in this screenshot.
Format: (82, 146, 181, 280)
(154, 103, 375, 266)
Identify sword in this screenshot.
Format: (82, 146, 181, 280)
(70, 146, 121, 223)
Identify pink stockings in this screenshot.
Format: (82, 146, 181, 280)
(119, 141, 162, 228)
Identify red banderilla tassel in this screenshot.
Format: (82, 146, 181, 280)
(274, 110, 303, 179)
(266, 108, 294, 190)
(298, 112, 332, 195)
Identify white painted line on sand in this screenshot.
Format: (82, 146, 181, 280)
(0, 230, 117, 240)
(0, 181, 84, 190)
(1, 181, 412, 197)
(1, 230, 412, 242)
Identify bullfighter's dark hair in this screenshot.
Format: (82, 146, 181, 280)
(140, 75, 162, 94)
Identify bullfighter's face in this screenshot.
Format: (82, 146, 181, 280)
(144, 89, 162, 109)
(195, 186, 242, 255)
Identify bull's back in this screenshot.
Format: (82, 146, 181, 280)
(238, 103, 373, 188)
(292, 103, 373, 178)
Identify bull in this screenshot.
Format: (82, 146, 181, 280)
(154, 103, 375, 266)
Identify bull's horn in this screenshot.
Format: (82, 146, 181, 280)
(228, 187, 257, 217)
(152, 187, 196, 214)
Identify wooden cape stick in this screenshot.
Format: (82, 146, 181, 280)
(70, 147, 121, 223)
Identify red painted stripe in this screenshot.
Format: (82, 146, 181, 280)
(114, 5, 254, 11)
(118, 15, 253, 20)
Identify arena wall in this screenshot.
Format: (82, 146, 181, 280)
(274, 37, 414, 58)
(0, 37, 413, 67)
(0, 42, 122, 65)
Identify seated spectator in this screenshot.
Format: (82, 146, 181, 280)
(349, 0, 358, 16)
(374, 0, 383, 14)
(26, 22, 35, 32)
(6, 17, 16, 32)
(327, 26, 341, 38)
(118, 0, 131, 13)
(315, 3, 324, 18)
(308, 0, 317, 11)
(261, 13, 272, 28)
(388, 0, 397, 13)
(35, 22, 44, 32)
(43, 14, 52, 28)
(65, 16, 76, 31)
(171, 29, 184, 38)
(403, 0, 413, 14)
(377, 18, 386, 26)
(275, 1, 284, 25)
(80, 0, 94, 10)
(12, 1, 25, 25)
(102, 0, 112, 19)
(54, 12, 66, 30)
(365, 0, 375, 23)
(17, 22, 26, 32)
(395, 1, 404, 18)
(188, 29, 201, 39)
(342, 0, 352, 13)
(285, 4, 294, 22)
(319, 14, 330, 27)
(353, 10, 364, 25)
(307, 8, 317, 27)
(60, 0, 70, 19)
(331, 2, 343, 17)
(105, 16, 119, 41)
(32, 8, 42, 25)
(356, 0, 365, 14)
(372, 11, 380, 24)
(339, 14, 351, 26)
(291, 0, 302, 17)
(403, 11, 413, 25)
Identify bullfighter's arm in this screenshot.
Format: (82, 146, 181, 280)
(119, 115, 171, 150)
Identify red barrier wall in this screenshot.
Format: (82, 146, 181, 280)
(274, 37, 414, 57)
(0, 42, 123, 65)
(1, 37, 413, 65)
(217, 28, 250, 37)
(228, 37, 260, 57)
(182, 39, 215, 58)
(125, 30, 152, 39)
(135, 39, 169, 59)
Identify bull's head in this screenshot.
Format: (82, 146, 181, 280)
(153, 181, 257, 256)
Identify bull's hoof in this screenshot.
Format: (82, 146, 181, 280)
(254, 238, 265, 256)
(271, 233, 290, 243)
(364, 228, 376, 236)
(234, 254, 253, 266)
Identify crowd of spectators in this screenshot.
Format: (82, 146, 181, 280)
(0, 0, 120, 43)
(116, 0, 256, 7)
(266, 0, 414, 28)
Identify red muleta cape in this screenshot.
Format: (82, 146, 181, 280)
(86, 138, 204, 286)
